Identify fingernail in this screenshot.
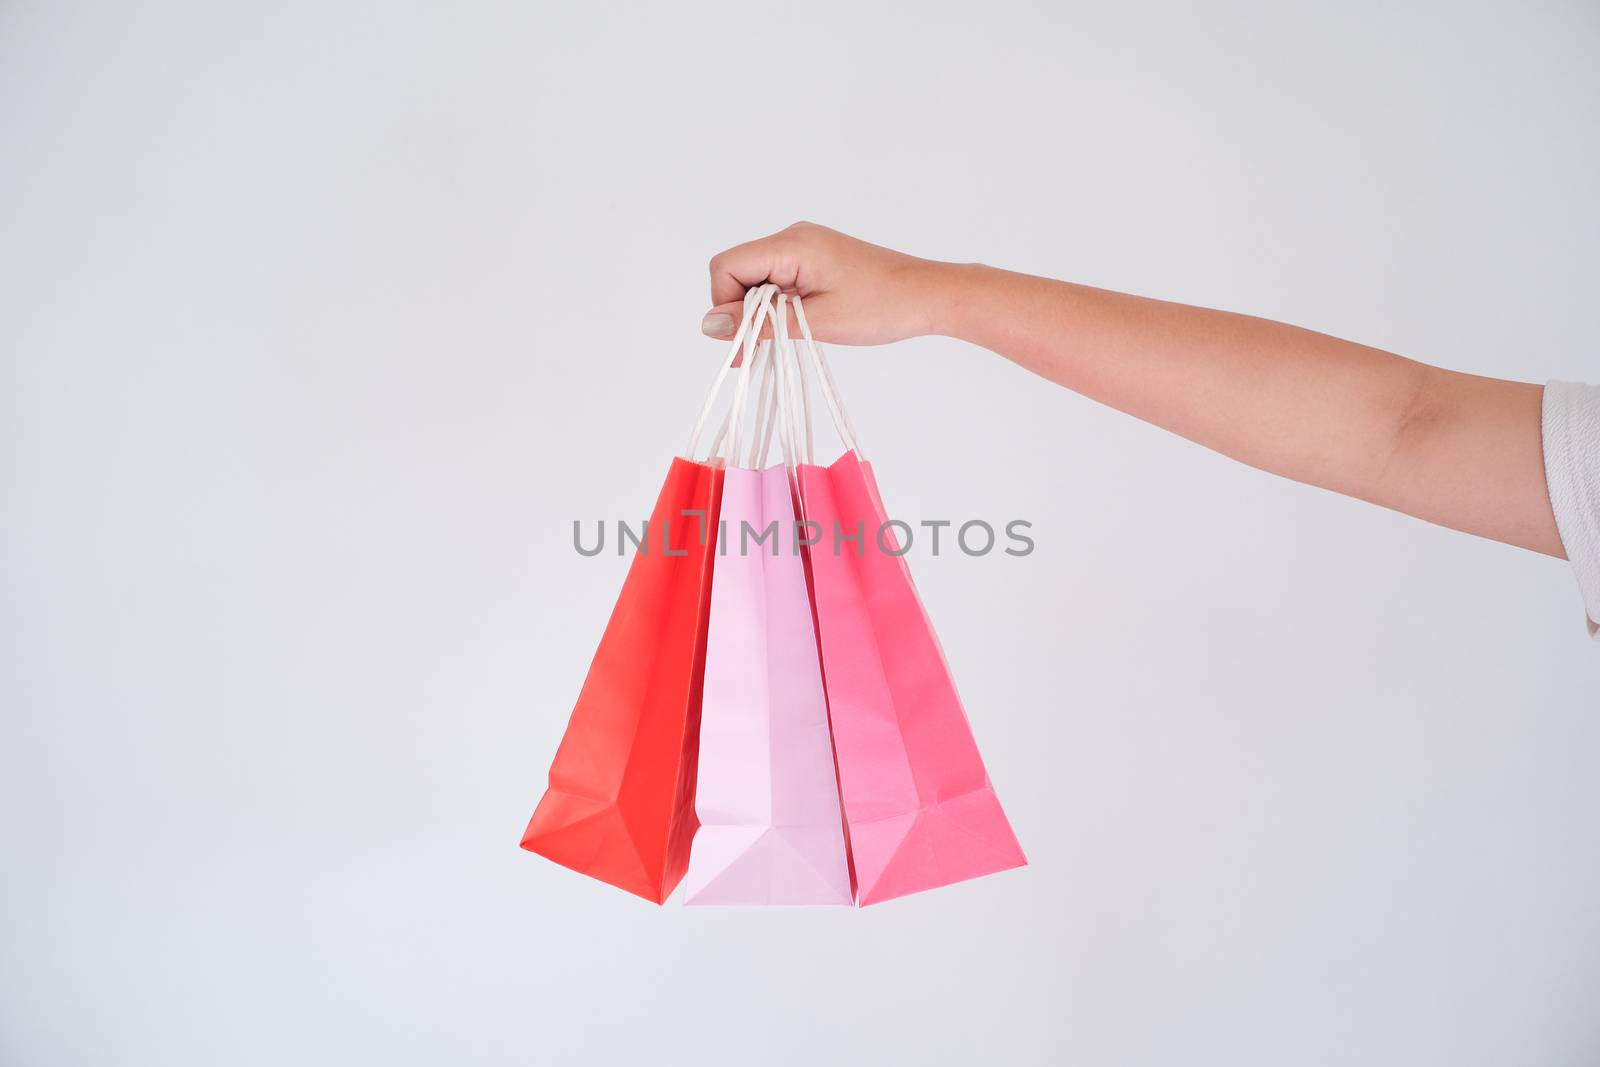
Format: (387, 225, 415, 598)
(701, 313, 734, 337)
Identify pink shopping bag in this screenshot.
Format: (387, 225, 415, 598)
(683, 323, 853, 905)
(784, 296, 1026, 905)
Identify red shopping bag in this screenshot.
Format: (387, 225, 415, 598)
(520, 458, 722, 902)
(785, 298, 1026, 905)
(521, 287, 779, 903)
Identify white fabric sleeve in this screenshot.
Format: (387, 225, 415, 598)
(1542, 380, 1600, 639)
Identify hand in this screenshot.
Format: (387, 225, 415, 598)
(701, 222, 952, 346)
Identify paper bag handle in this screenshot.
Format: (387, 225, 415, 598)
(685, 283, 779, 462)
(787, 294, 863, 461)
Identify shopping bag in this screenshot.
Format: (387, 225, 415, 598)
(682, 330, 853, 905)
(786, 296, 1026, 905)
(520, 287, 777, 903)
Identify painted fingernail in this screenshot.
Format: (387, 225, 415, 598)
(701, 313, 734, 337)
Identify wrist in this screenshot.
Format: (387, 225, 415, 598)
(916, 260, 989, 340)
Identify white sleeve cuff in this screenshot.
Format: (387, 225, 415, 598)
(1542, 380, 1600, 639)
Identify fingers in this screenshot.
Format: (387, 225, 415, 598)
(709, 220, 836, 306)
(704, 222, 851, 345)
(708, 228, 802, 308)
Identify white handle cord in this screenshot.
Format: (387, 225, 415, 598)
(756, 340, 786, 467)
(754, 337, 789, 471)
(790, 294, 863, 459)
(685, 283, 779, 461)
(761, 301, 803, 472)
(764, 300, 806, 467)
(725, 298, 778, 464)
(705, 338, 775, 468)
(741, 340, 778, 469)
(772, 293, 811, 465)
(695, 285, 776, 464)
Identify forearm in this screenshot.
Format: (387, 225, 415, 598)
(929, 263, 1562, 556)
(701, 224, 1561, 557)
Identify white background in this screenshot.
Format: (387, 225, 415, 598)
(3, 2, 1598, 1064)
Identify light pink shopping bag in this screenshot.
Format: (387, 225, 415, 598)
(785, 297, 1026, 906)
(681, 312, 853, 905)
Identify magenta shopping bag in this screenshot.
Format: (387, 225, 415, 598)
(683, 328, 853, 905)
(785, 297, 1026, 906)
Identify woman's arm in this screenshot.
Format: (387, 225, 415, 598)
(702, 223, 1563, 557)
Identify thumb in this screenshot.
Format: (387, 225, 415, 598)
(699, 300, 746, 341)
